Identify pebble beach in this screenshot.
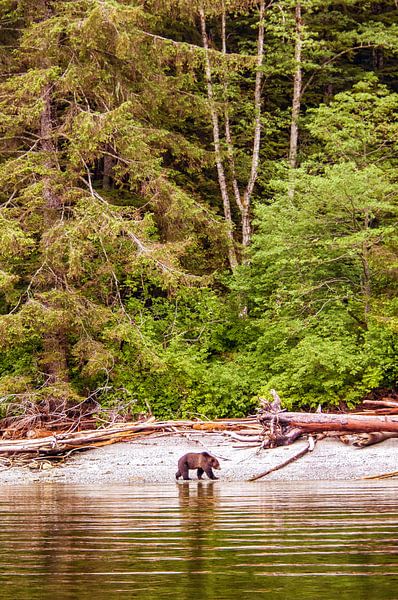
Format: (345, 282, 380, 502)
(0, 433, 397, 485)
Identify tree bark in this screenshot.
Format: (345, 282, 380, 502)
(41, 83, 61, 219)
(103, 152, 114, 190)
(40, 81, 68, 384)
(241, 0, 265, 252)
(361, 210, 371, 317)
(221, 4, 244, 218)
(288, 1, 303, 170)
(201, 1, 265, 262)
(41, 332, 69, 385)
(259, 411, 398, 433)
(199, 4, 238, 270)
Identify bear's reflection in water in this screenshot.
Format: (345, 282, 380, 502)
(177, 481, 219, 592)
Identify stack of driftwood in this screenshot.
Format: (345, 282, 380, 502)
(0, 418, 261, 457)
(244, 393, 398, 480)
(0, 392, 398, 469)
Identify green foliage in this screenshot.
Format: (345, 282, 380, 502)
(0, 0, 397, 419)
(307, 76, 398, 168)
(234, 78, 398, 409)
(103, 286, 258, 418)
(253, 315, 398, 410)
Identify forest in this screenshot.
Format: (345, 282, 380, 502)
(0, 0, 397, 421)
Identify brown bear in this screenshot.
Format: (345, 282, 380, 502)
(175, 452, 220, 480)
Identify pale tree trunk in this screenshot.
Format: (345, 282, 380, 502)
(241, 208, 251, 251)
(241, 0, 265, 253)
(288, 1, 303, 170)
(200, 1, 266, 264)
(220, 0, 265, 257)
(199, 4, 238, 270)
(361, 211, 371, 319)
(221, 4, 244, 218)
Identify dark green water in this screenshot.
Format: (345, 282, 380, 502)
(0, 481, 398, 599)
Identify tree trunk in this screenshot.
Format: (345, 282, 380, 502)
(288, 1, 303, 170)
(41, 82, 60, 219)
(221, 4, 244, 218)
(259, 411, 398, 433)
(242, 207, 251, 249)
(202, 1, 265, 263)
(103, 152, 114, 190)
(199, 4, 238, 270)
(40, 81, 69, 385)
(361, 210, 371, 317)
(41, 332, 70, 385)
(241, 0, 265, 252)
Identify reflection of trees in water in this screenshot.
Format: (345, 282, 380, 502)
(0, 485, 98, 599)
(0, 483, 223, 600)
(1, 485, 186, 599)
(1, 484, 398, 600)
(177, 481, 219, 600)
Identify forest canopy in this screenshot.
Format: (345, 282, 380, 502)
(0, 0, 397, 419)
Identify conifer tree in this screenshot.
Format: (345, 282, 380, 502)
(0, 0, 225, 410)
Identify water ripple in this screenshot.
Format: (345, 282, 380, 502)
(0, 481, 397, 599)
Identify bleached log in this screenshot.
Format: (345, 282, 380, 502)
(258, 412, 398, 433)
(223, 432, 262, 442)
(0, 418, 262, 455)
(363, 400, 398, 409)
(248, 436, 316, 481)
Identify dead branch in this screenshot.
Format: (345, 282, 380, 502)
(248, 436, 316, 481)
(363, 399, 398, 409)
(362, 470, 398, 480)
(0, 417, 260, 456)
(223, 431, 262, 443)
(340, 432, 398, 447)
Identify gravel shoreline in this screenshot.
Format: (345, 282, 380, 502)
(0, 433, 397, 485)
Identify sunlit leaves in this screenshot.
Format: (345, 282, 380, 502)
(307, 77, 398, 167)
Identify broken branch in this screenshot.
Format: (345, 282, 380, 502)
(247, 436, 315, 481)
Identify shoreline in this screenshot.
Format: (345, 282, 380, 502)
(0, 433, 398, 485)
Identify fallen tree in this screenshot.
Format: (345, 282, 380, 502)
(257, 411, 398, 434)
(2, 394, 398, 483)
(2, 410, 398, 458)
(248, 436, 316, 481)
(0, 418, 259, 456)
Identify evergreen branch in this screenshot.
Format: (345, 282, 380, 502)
(8, 263, 48, 315)
(301, 45, 376, 97)
(78, 174, 201, 282)
(134, 28, 255, 63)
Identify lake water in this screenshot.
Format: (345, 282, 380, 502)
(0, 481, 398, 599)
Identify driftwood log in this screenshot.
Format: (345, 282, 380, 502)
(248, 436, 316, 481)
(0, 418, 259, 456)
(363, 399, 398, 409)
(1, 404, 398, 474)
(248, 407, 398, 480)
(258, 411, 398, 434)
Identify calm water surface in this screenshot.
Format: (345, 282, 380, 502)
(0, 481, 398, 599)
